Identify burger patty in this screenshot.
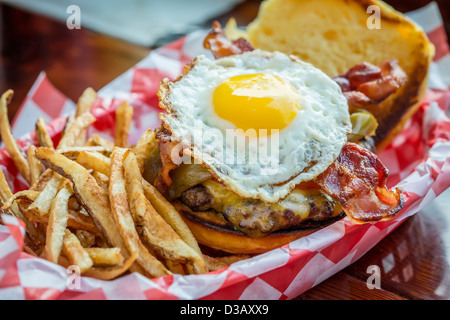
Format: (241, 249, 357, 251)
(180, 183, 343, 238)
(180, 185, 214, 212)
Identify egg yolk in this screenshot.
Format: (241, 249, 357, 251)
(213, 73, 301, 136)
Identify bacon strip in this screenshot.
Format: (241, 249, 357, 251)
(154, 129, 182, 193)
(333, 60, 407, 109)
(203, 21, 254, 59)
(314, 142, 403, 223)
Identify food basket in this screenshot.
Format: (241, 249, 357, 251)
(0, 3, 449, 300)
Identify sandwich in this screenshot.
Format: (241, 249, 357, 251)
(145, 0, 433, 255)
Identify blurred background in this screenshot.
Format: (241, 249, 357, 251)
(0, 0, 449, 116)
(1, 0, 245, 47)
(1, 0, 449, 47)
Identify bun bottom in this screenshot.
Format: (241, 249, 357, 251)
(176, 203, 343, 255)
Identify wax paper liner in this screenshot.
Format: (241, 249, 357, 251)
(1, 2, 450, 300)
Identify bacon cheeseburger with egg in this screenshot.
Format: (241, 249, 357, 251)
(151, 24, 404, 254)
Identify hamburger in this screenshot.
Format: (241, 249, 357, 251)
(146, 0, 433, 255)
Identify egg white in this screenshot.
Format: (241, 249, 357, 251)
(159, 50, 351, 202)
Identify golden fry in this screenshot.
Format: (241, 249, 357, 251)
(29, 168, 53, 192)
(109, 147, 171, 277)
(76, 151, 111, 176)
(124, 151, 207, 274)
(57, 112, 96, 149)
(27, 145, 43, 185)
(62, 229, 94, 273)
(58, 146, 112, 159)
(0, 167, 44, 245)
(0, 90, 30, 183)
(0, 167, 14, 203)
(75, 87, 97, 118)
(75, 229, 96, 248)
(75, 88, 97, 145)
(85, 247, 124, 266)
(1, 190, 40, 210)
(92, 171, 109, 196)
(85, 134, 114, 148)
(27, 173, 64, 217)
(67, 209, 100, 235)
(34, 147, 129, 256)
(35, 117, 54, 149)
(142, 180, 203, 257)
(202, 255, 228, 272)
(114, 101, 133, 148)
(83, 250, 137, 280)
(45, 183, 73, 263)
(132, 129, 157, 173)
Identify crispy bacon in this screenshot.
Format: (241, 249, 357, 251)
(203, 21, 254, 59)
(333, 60, 407, 109)
(154, 129, 182, 193)
(314, 142, 403, 223)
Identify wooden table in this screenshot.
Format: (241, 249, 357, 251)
(1, 0, 449, 300)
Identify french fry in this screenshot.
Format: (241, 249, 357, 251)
(27, 172, 64, 217)
(92, 171, 109, 196)
(75, 230, 96, 248)
(142, 180, 203, 257)
(62, 229, 94, 273)
(35, 117, 55, 149)
(202, 254, 252, 271)
(61, 114, 75, 143)
(27, 145, 43, 185)
(0, 90, 30, 183)
(0, 167, 44, 245)
(76, 151, 111, 176)
(29, 168, 53, 192)
(165, 260, 186, 275)
(0, 168, 14, 204)
(83, 250, 137, 280)
(75, 88, 97, 118)
(57, 112, 96, 149)
(34, 147, 129, 257)
(75, 88, 97, 146)
(1, 190, 40, 210)
(58, 146, 112, 159)
(68, 209, 100, 235)
(114, 101, 133, 148)
(109, 147, 171, 277)
(85, 134, 114, 148)
(68, 195, 81, 211)
(202, 255, 228, 272)
(85, 247, 124, 266)
(132, 129, 157, 173)
(45, 183, 73, 263)
(123, 150, 207, 274)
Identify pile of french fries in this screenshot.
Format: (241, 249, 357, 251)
(0, 88, 247, 280)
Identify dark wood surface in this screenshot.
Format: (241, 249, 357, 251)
(1, 0, 450, 300)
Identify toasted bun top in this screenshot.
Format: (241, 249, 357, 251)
(228, 0, 435, 149)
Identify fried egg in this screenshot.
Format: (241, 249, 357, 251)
(159, 50, 351, 202)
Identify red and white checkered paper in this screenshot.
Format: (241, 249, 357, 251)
(1, 3, 450, 300)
